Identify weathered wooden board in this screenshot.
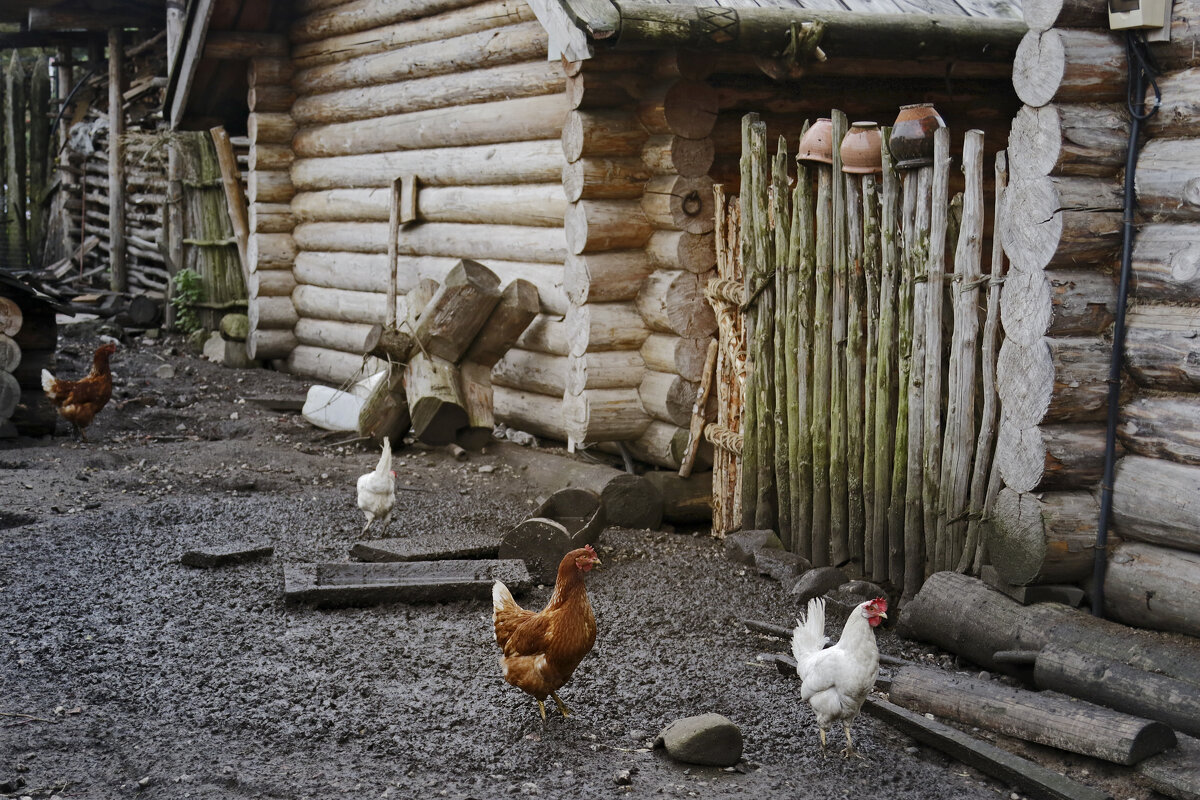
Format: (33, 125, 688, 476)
(349, 533, 500, 562)
(180, 541, 274, 568)
(1136, 733, 1200, 800)
(283, 559, 530, 607)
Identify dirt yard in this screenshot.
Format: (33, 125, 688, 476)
(0, 324, 1149, 799)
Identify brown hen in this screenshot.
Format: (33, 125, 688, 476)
(41, 341, 117, 441)
(492, 545, 600, 720)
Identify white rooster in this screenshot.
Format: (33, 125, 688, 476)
(356, 437, 396, 535)
(792, 596, 888, 758)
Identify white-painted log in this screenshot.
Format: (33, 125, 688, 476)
(1011, 29, 1126, 109)
(286, 343, 384, 385)
(996, 336, 1111, 427)
(564, 250, 654, 305)
(636, 269, 717, 338)
(292, 221, 567, 264)
(562, 386, 652, 443)
(1008, 103, 1129, 179)
(565, 350, 646, 394)
(640, 333, 710, 383)
(294, 317, 378, 353)
(516, 313, 570, 356)
(293, 284, 387, 325)
(1000, 268, 1116, 346)
(493, 384, 569, 441)
(290, 184, 567, 227)
(248, 296, 298, 331)
(565, 302, 650, 356)
(492, 348, 568, 396)
(995, 422, 1108, 493)
(645, 230, 715, 273)
(565, 200, 653, 254)
(638, 369, 698, 427)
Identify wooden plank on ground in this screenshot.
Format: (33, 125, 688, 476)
(283, 559, 530, 607)
(180, 541, 273, 568)
(350, 533, 500, 562)
(1136, 733, 1200, 800)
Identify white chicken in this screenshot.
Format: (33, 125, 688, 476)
(356, 437, 396, 535)
(792, 596, 888, 758)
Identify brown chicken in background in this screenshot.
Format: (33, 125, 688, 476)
(41, 340, 117, 441)
(492, 545, 600, 720)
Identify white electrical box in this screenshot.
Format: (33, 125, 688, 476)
(1109, 0, 1171, 30)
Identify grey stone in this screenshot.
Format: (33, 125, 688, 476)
(754, 548, 811, 582)
(154, 364, 175, 379)
(790, 566, 850, 604)
(723, 530, 782, 565)
(613, 770, 632, 786)
(828, 579, 888, 607)
(654, 713, 743, 767)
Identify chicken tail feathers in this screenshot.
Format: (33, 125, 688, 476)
(492, 580, 516, 614)
(375, 437, 392, 475)
(41, 369, 58, 397)
(792, 597, 829, 668)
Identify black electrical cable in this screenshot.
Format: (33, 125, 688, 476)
(1092, 30, 1160, 618)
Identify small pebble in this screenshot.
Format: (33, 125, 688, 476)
(230, 412, 239, 420)
(478, 465, 495, 474)
(614, 770, 632, 786)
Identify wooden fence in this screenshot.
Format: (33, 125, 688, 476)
(719, 110, 1007, 598)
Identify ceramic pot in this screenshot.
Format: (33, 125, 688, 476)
(889, 103, 945, 169)
(840, 121, 883, 174)
(797, 118, 834, 164)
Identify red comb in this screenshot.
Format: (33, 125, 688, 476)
(583, 544, 597, 555)
(870, 597, 888, 611)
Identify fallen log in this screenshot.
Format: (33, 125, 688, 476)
(405, 352, 468, 445)
(889, 665, 1175, 765)
(644, 469, 712, 523)
(600, 473, 663, 530)
(283, 560, 531, 607)
(1035, 644, 1200, 738)
(1103, 540, 1200, 639)
(412, 258, 502, 363)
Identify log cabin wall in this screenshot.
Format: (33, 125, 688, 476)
(245, 55, 299, 362)
(283, 0, 571, 396)
(991, 0, 1200, 640)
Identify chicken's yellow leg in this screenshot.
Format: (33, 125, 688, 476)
(551, 692, 571, 717)
(841, 723, 862, 759)
(819, 727, 828, 758)
(536, 699, 547, 721)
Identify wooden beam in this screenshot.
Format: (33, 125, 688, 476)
(204, 32, 289, 60)
(29, 8, 152, 30)
(108, 27, 126, 293)
(210, 126, 251, 289)
(168, 0, 216, 130)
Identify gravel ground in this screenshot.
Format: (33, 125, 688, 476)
(0, 326, 1151, 799)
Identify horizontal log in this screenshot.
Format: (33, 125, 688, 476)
(1118, 393, 1200, 466)
(636, 79, 719, 138)
(290, 139, 564, 189)
(562, 387, 651, 443)
(286, 344, 384, 385)
(0, 333, 19, 373)
(291, 0, 481, 41)
(293, 251, 566, 314)
(248, 56, 292, 87)
(247, 328, 298, 361)
(292, 60, 565, 125)
(636, 269, 718, 338)
(248, 296, 298, 331)
(248, 269, 296, 298)
(516, 314, 570, 356)
(623, 419, 711, 472)
(566, 200, 653, 254)
(995, 422, 1108, 494)
(493, 384, 569, 441)
(1136, 138, 1200, 221)
(1113, 455, 1200, 553)
(249, 203, 295, 234)
(642, 134, 714, 178)
(293, 22, 547, 94)
(292, 221, 567, 263)
(248, 113, 296, 146)
(565, 349, 646, 394)
(249, 144, 293, 172)
(564, 250, 653, 305)
(294, 284, 386, 325)
(989, 488, 1101, 586)
(638, 369, 697, 427)
(247, 171, 294, 204)
(1035, 644, 1200, 740)
(1124, 305, 1200, 391)
(889, 665, 1175, 765)
(1131, 223, 1200, 304)
(293, 93, 567, 158)
(247, 84, 296, 114)
(1024, 0, 1109, 32)
(291, 184, 568, 227)
(562, 109, 648, 162)
(565, 301, 650, 356)
(493, 348, 567, 396)
(640, 333, 710, 383)
(1000, 268, 1116, 347)
(562, 157, 651, 202)
(294, 317, 378, 353)
(1103, 542, 1200, 640)
(247, 233, 297, 273)
(1007, 103, 1128, 179)
(1002, 175, 1122, 272)
(996, 336, 1110, 427)
(1012, 29, 1125, 109)
(565, 71, 642, 110)
(1145, 67, 1200, 139)
(291, 0, 536, 69)
(642, 174, 716, 234)
(645, 230, 715, 273)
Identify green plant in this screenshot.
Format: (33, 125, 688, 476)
(171, 268, 204, 334)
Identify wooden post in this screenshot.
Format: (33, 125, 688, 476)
(108, 27, 126, 292)
(871, 135, 900, 581)
(829, 110, 849, 566)
(4, 56, 27, 267)
(902, 168, 933, 592)
(739, 114, 760, 533)
(679, 338, 718, 478)
(861, 172, 880, 570)
(810, 161, 833, 567)
(845, 170, 866, 570)
(792, 153, 815, 562)
(210, 126, 250, 288)
(28, 56, 49, 266)
(924, 128, 950, 572)
(386, 176, 403, 327)
(771, 139, 791, 547)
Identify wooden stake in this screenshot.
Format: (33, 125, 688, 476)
(771, 138, 791, 547)
(873, 135, 900, 581)
(845, 171, 866, 571)
(210, 126, 251, 288)
(810, 162, 833, 568)
(792, 153, 815, 562)
(679, 338, 718, 478)
(739, 115, 760, 532)
(829, 110, 849, 566)
(902, 167, 932, 594)
(107, 27, 126, 291)
(924, 128, 950, 573)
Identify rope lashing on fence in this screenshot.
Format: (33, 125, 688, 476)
(705, 423, 744, 455)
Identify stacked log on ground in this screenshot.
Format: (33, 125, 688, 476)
(1, 292, 57, 436)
